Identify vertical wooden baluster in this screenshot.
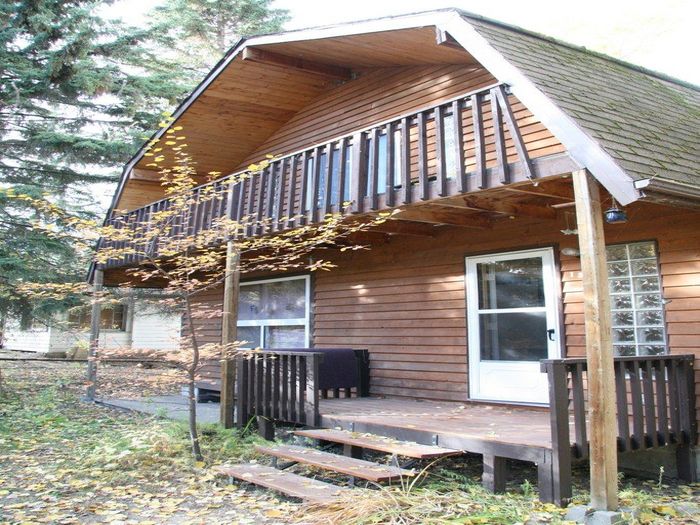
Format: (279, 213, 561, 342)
(614, 360, 631, 452)
(289, 355, 297, 422)
(298, 355, 307, 424)
(255, 167, 268, 235)
(669, 359, 681, 442)
(299, 151, 311, 224)
(245, 173, 256, 237)
(385, 122, 395, 207)
(655, 359, 669, 445)
(337, 137, 348, 211)
(235, 178, 247, 239)
(247, 357, 255, 419)
(273, 158, 286, 232)
(642, 360, 658, 447)
(629, 361, 645, 449)
(434, 104, 447, 197)
(350, 132, 367, 213)
(321, 142, 334, 217)
(308, 146, 322, 223)
(452, 99, 466, 192)
(473, 93, 487, 189)
(677, 359, 693, 444)
(272, 355, 280, 420)
(264, 355, 273, 419)
(490, 88, 509, 184)
(367, 127, 379, 210)
(417, 111, 429, 200)
(235, 355, 247, 427)
(400, 116, 412, 204)
(285, 155, 299, 228)
(255, 355, 264, 418)
(571, 362, 589, 459)
(280, 355, 288, 421)
(265, 163, 277, 232)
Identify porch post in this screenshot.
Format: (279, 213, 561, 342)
(220, 240, 240, 428)
(85, 268, 103, 401)
(572, 169, 618, 511)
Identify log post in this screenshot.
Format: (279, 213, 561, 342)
(220, 241, 240, 428)
(85, 268, 103, 401)
(572, 169, 618, 510)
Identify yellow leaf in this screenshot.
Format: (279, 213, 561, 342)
(195, 461, 206, 468)
(264, 509, 284, 518)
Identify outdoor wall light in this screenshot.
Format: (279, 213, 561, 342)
(604, 198, 628, 224)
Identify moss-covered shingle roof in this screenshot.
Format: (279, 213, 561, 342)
(464, 14, 700, 187)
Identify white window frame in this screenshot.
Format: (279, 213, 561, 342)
(237, 274, 311, 348)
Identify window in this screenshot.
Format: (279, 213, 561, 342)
(68, 305, 127, 331)
(237, 275, 310, 349)
(607, 241, 666, 356)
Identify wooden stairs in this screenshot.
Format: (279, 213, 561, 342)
(216, 428, 461, 503)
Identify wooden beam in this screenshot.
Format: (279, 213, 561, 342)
(395, 207, 492, 229)
(435, 28, 463, 50)
(504, 183, 574, 201)
(572, 169, 618, 511)
(242, 47, 353, 80)
(220, 242, 240, 428)
(439, 196, 558, 220)
(85, 268, 103, 401)
(375, 219, 438, 237)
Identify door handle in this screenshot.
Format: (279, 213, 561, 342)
(547, 329, 556, 341)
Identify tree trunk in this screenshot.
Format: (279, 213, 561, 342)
(184, 295, 203, 461)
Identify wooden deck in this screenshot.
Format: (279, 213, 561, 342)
(319, 397, 555, 458)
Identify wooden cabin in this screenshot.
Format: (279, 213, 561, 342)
(94, 10, 699, 506)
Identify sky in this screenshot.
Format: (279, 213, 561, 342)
(111, 0, 700, 85)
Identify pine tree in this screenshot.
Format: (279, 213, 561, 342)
(149, 0, 289, 73)
(0, 0, 190, 324)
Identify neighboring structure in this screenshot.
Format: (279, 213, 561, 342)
(3, 296, 181, 356)
(91, 10, 699, 506)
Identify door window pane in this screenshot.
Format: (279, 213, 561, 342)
(477, 257, 545, 309)
(479, 311, 548, 361)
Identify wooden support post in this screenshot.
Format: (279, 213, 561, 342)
(220, 241, 240, 428)
(482, 454, 507, 493)
(85, 268, 103, 401)
(572, 169, 618, 511)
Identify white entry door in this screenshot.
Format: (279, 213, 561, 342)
(466, 248, 561, 404)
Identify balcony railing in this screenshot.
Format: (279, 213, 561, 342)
(101, 82, 539, 268)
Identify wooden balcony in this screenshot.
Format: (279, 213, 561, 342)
(100, 82, 568, 269)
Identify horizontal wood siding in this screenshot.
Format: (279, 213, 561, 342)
(183, 202, 700, 427)
(237, 65, 564, 170)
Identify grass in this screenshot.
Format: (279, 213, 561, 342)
(1, 357, 698, 524)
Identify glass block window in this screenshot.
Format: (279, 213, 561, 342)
(606, 241, 666, 356)
(237, 275, 310, 349)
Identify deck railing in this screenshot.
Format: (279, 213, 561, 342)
(234, 349, 370, 430)
(101, 82, 539, 268)
(542, 354, 697, 459)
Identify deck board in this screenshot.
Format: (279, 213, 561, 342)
(318, 397, 562, 451)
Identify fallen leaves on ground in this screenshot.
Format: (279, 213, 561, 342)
(0, 357, 293, 524)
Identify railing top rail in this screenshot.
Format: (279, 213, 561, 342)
(110, 82, 505, 221)
(234, 350, 327, 359)
(542, 354, 694, 365)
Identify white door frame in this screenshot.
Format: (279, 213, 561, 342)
(465, 247, 562, 404)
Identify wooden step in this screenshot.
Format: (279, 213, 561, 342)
(255, 444, 414, 482)
(295, 428, 461, 459)
(216, 463, 349, 504)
